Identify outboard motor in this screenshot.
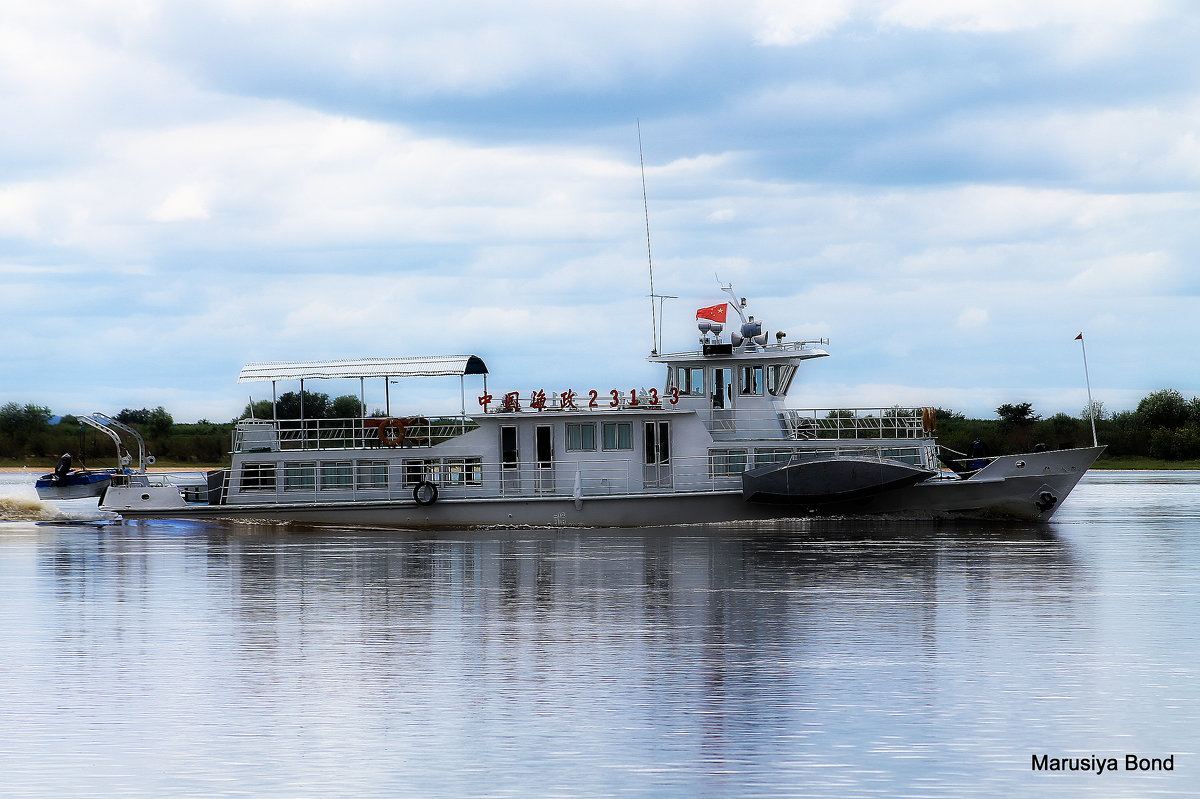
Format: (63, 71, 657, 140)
(53, 452, 72, 481)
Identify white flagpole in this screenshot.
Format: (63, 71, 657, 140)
(1077, 333, 1098, 447)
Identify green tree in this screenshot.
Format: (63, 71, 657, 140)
(996, 402, 1039, 425)
(147, 406, 174, 439)
(115, 407, 152, 425)
(274, 390, 331, 420)
(239, 400, 275, 420)
(0, 402, 54, 458)
(1137, 389, 1190, 429)
(331, 394, 364, 419)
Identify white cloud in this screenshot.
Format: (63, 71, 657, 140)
(1, 0, 1198, 421)
(150, 185, 210, 222)
(877, 0, 1166, 34)
(955, 306, 989, 330)
(752, 0, 857, 45)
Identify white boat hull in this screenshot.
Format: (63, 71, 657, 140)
(106, 446, 1103, 527)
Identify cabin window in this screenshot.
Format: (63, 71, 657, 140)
(709, 449, 748, 476)
(740, 365, 764, 396)
(566, 423, 596, 452)
(442, 457, 483, 486)
(403, 459, 432, 486)
(677, 367, 704, 396)
(356, 460, 389, 490)
(283, 462, 316, 491)
(239, 462, 277, 492)
(602, 422, 632, 450)
(767, 364, 796, 396)
(753, 448, 794, 468)
(320, 461, 353, 491)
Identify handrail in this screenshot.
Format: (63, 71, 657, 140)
(197, 442, 937, 507)
(233, 416, 477, 453)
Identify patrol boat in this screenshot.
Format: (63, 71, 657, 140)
(100, 286, 1103, 526)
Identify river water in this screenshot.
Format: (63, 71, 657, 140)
(0, 471, 1196, 798)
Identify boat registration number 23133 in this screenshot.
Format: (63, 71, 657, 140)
(479, 388, 680, 412)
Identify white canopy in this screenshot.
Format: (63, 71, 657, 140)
(238, 355, 488, 383)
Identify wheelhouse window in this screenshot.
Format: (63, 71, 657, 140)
(677, 367, 704, 396)
(740, 365, 764, 396)
(283, 462, 316, 491)
(767, 364, 797, 396)
(566, 423, 596, 452)
(602, 421, 632, 450)
(239, 462, 277, 492)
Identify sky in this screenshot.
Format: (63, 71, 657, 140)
(2, 0, 1198, 423)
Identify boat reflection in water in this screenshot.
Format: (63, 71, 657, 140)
(9, 473, 1199, 798)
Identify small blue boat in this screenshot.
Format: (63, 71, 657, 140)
(35, 452, 130, 500)
(35, 469, 116, 500)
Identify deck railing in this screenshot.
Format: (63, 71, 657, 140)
(704, 407, 932, 441)
(231, 406, 932, 456)
(233, 416, 477, 454)
(195, 442, 937, 507)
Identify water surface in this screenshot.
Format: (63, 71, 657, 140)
(1, 472, 1197, 797)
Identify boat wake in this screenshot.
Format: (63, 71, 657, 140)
(0, 495, 66, 522)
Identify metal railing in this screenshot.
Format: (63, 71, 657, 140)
(187, 442, 937, 507)
(232, 416, 477, 454)
(703, 407, 932, 442)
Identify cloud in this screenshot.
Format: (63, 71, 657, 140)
(2, 0, 1199, 420)
(956, 307, 989, 331)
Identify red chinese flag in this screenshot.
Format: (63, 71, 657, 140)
(696, 303, 727, 323)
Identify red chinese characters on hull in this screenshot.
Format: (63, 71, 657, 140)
(479, 388, 679, 411)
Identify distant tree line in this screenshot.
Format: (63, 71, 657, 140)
(3, 389, 1200, 465)
(0, 392, 369, 465)
(933, 389, 1200, 461)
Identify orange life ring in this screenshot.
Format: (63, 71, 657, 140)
(377, 417, 405, 447)
(921, 407, 936, 433)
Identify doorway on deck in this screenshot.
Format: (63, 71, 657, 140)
(642, 420, 672, 489)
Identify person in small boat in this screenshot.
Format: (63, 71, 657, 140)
(53, 452, 73, 481)
(967, 440, 989, 470)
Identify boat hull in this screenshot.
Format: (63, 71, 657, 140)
(35, 471, 113, 500)
(106, 446, 1105, 527)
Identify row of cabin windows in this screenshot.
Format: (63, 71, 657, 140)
(709, 448, 796, 476)
(565, 421, 633, 452)
(674, 364, 797, 398)
(239, 458, 483, 492)
(508, 421, 657, 462)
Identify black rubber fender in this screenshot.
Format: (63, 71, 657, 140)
(413, 480, 438, 506)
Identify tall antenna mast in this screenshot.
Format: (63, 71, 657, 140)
(638, 120, 658, 355)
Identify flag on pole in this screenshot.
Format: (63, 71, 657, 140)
(1075, 332, 1083, 340)
(696, 303, 727, 323)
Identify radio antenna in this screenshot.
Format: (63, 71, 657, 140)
(638, 120, 658, 355)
